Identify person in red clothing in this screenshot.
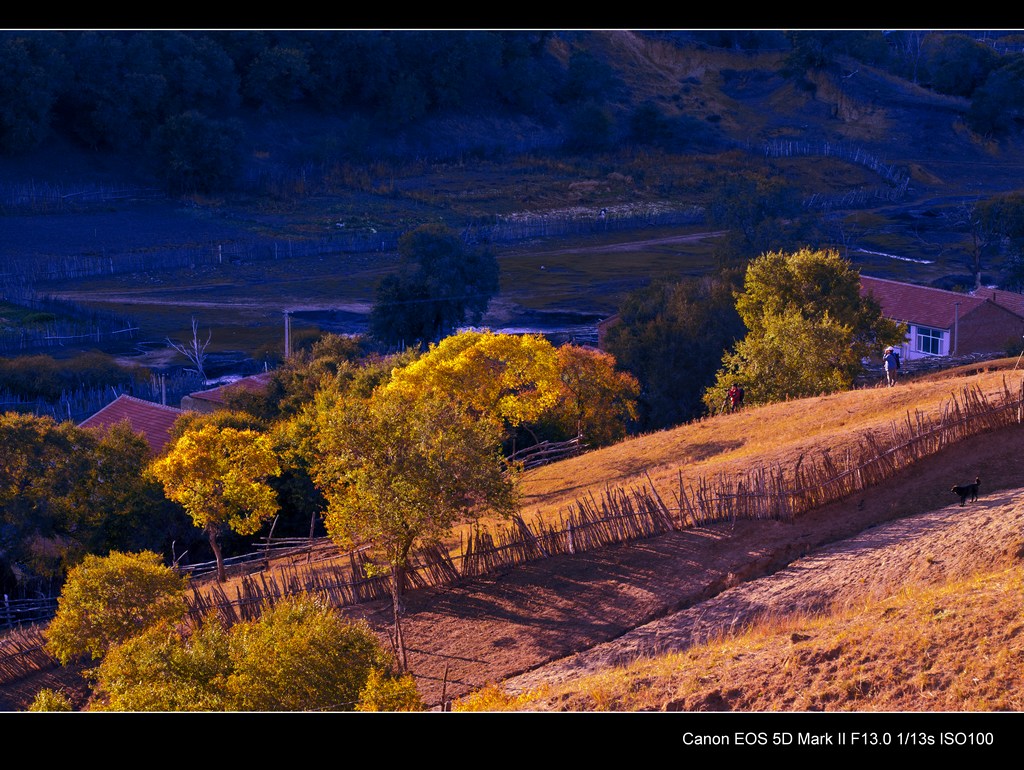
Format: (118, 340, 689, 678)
(725, 382, 745, 413)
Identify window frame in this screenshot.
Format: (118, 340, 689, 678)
(914, 325, 945, 355)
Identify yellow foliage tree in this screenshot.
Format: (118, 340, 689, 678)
(307, 383, 517, 667)
(44, 550, 188, 665)
(550, 344, 640, 446)
(384, 330, 562, 442)
(149, 424, 281, 583)
(88, 594, 421, 712)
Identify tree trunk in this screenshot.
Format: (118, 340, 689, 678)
(208, 528, 225, 583)
(391, 564, 408, 671)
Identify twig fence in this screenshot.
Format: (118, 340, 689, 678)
(763, 139, 911, 209)
(0, 182, 163, 214)
(0, 625, 55, 685)
(181, 379, 1024, 628)
(3, 379, 1022, 682)
(507, 435, 585, 470)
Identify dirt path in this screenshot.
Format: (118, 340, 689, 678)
(501, 491, 1024, 698)
(333, 422, 1024, 709)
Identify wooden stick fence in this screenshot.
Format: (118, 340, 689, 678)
(6, 379, 1021, 680)
(0, 625, 57, 686)
(178, 379, 1024, 625)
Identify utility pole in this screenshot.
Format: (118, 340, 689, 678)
(284, 310, 292, 360)
(953, 301, 960, 356)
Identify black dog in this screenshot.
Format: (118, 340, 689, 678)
(951, 476, 981, 506)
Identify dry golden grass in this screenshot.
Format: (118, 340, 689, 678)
(516, 358, 1023, 524)
(455, 564, 1024, 712)
(194, 358, 1023, 600)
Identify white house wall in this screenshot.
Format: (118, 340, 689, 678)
(903, 324, 950, 360)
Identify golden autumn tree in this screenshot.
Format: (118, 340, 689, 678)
(44, 550, 188, 665)
(549, 344, 640, 447)
(383, 330, 562, 447)
(149, 424, 280, 583)
(88, 594, 422, 712)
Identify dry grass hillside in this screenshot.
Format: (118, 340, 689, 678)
(4, 358, 1023, 713)
(516, 357, 1021, 525)
(278, 358, 1024, 710)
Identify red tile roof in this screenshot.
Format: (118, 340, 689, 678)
(184, 371, 274, 407)
(79, 394, 183, 456)
(859, 275, 994, 328)
(969, 286, 1024, 317)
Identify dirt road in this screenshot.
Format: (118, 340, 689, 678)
(334, 422, 1024, 709)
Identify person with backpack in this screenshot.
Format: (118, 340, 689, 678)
(883, 346, 900, 387)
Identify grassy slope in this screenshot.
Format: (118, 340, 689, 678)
(458, 564, 1024, 712)
(452, 360, 1024, 712)
(516, 358, 1022, 523)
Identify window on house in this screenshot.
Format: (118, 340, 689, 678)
(915, 326, 944, 355)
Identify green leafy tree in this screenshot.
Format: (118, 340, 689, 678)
(369, 224, 500, 348)
(703, 309, 861, 410)
(968, 58, 1024, 137)
(60, 31, 168, 150)
(976, 191, 1024, 290)
(0, 32, 68, 154)
(557, 49, 622, 105)
(783, 31, 890, 74)
(90, 618, 232, 711)
(152, 32, 240, 115)
(242, 45, 313, 111)
(89, 594, 420, 712)
(307, 384, 517, 666)
(44, 550, 188, 665)
(225, 595, 400, 711)
(921, 32, 1000, 98)
(149, 424, 281, 583)
(0, 413, 178, 595)
(563, 102, 614, 154)
(0, 413, 102, 591)
(707, 172, 810, 265)
(80, 421, 191, 558)
(702, 248, 906, 410)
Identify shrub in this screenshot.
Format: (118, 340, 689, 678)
(45, 550, 188, 665)
(28, 688, 74, 712)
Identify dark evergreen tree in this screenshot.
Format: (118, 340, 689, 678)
(370, 224, 499, 348)
(603, 273, 745, 431)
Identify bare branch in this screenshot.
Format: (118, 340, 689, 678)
(167, 317, 212, 382)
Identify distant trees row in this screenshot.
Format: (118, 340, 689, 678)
(785, 31, 1024, 137)
(0, 30, 684, 192)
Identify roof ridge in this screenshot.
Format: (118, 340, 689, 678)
(860, 274, 988, 302)
(105, 393, 183, 413)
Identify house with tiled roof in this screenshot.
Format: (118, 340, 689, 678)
(180, 371, 274, 413)
(859, 275, 1024, 360)
(79, 394, 184, 456)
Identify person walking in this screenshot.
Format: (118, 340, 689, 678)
(883, 346, 900, 387)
